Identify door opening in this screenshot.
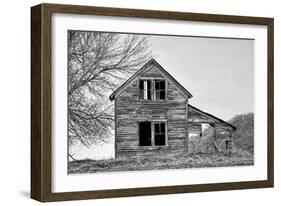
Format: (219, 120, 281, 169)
(139, 121, 152, 146)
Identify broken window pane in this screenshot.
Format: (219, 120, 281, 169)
(155, 134, 165, 146)
(154, 122, 166, 146)
(155, 123, 160, 133)
(160, 122, 165, 133)
(160, 80, 165, 90)
(160, 90, 165, 99)
(155, 81, 160, 90)
(155, 91, 160, 100)
(154, 80, 165, 100)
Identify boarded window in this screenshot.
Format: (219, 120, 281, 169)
(154, 122, 166, 146)
(154, 80, 165, 100)
(139, 80, 151, 100)
(139, 122, 152, 146)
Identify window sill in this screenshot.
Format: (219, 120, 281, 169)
(138, 145, 169, 150)
(138, 99, 167, 102)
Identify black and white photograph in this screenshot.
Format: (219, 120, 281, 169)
(67, 30, 254, 174)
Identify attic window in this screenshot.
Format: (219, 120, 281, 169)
(154, 80, 165, 100)
(139, 80, 151, 100)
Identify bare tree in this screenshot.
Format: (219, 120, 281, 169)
(68, 31, 151, 157)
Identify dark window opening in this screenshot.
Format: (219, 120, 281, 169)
(139, 122, 152, 146)
(154, 122, 166, 146)
(139, 80, 151, 100)
(155, 80, 165, 100)
(225, 140, 232, 150)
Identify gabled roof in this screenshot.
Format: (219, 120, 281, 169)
(188, 104, 236, 130)
(109, 58, 193, 101)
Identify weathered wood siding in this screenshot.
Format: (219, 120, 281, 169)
(188, 106, 234, 153)
(115, 65, 188, 159)
(188, 123, 202, 134)
(188, 106, 218, 123)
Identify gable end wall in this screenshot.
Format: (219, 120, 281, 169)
(115, 65, 188, 159)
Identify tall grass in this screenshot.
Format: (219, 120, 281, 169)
(69, 149, 253, 174)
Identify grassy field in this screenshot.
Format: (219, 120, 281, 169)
(69, 149, 254, 174)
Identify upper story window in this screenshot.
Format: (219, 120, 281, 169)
(139, 79, 166, 100)
(154, 80, 166, 100)
(139, 80, 151, 100)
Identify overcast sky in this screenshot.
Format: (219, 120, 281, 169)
(70, 33, 254, 161)
(149, 35, 254, 121)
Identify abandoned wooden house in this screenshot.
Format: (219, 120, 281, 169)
(109, 59, 236, 159)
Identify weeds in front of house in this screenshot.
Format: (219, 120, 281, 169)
(68, 148, 253, 174)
